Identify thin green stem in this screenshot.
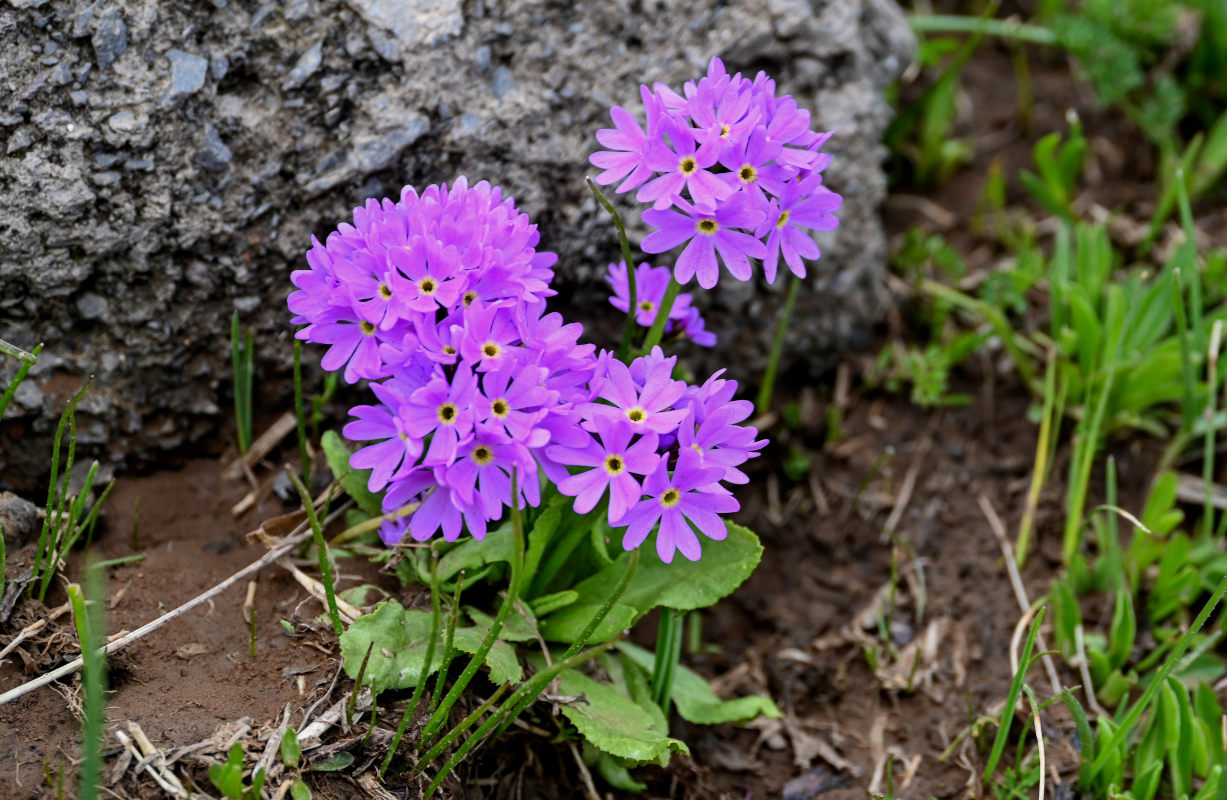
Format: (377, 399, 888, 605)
(0, 342, 43, 422)
(293, 339, 310, 488)
(756, 273, 801, 416)
(380, 554, 442, 777)
(587, 179, 640, 360)
(32, 380, 90, 600)
(414, 684, 509, 780)
(641, 277, 683, 354)
(0, 337, 39, 364)
(67, 562, 106, 800)
(429, 571, 465, 716)
(420, 471, 527, 745)
(651, 607, 684, 715)
(907, 14, 1057, 45)
(421, 640, 618, 797)
(287, 471, 344, 638)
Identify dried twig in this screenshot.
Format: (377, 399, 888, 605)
(978, 494, 1062, 698)
(0, 504, 348, 707)
(223, 410, 298, 480)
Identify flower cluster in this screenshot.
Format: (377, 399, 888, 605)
(548, 349, 764, 563)
(290, 179, 764, 562)
(590, 58, 843, 288)
(606, 261, 715, 347)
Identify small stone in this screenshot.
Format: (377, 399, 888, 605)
(49, 61, 73, 87)
(473, 44, 490, 72)
(106, 111, 140, 133)
(6, 129, 33, 154)
(283, 0, 315, 22)
(13, 381, 43, 414)
(77, 292, 109, 319)
(9, 0, 51, 8)
(282, 40, 322, 91)
(196, 123, 231, 171)
(69, 90, 88, 104)
(75, 63, 92, 83)
(0, 491, 39, 546)
(167, 49, 208, 100)
(209, 54, 229, 81)
(71, 2, 95, 37)
(91, 8, 127, 71)
(491, 65, 514, 99)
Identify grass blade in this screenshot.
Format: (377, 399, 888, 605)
(983, 606, 1046, 783)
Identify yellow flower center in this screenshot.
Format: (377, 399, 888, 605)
(378, 283, 393, 299)
(679, 156, 698, 176)
(638, 300, 655, 313)
(625, 407, 647, 424)
(720, 123, 730, 138)
(696, 218, 718, 236)
(603, 454, 625, 476)
(443, 345, 456, 355)
(463, 290, 478, 306)
(660, 488, 681, 508)
(776, 210, 791, 230)
(360, 321, 376, 336)
(491, 398, 510, 418)
(436, 402, 458, 425)
(738, 164, 757, 184)
(472, 445, 494, 465)
(482, 342, 500, 358)
(419, 277, 437, 295)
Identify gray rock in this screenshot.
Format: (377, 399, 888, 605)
(0, 491, 39, 546)
(0, 0, 912, 488)
(91, 8, 126, 70)
(491, 65, 514, 99)
(6, 129, 33, 154)
(197, 123, 232, 171)
(282, 40, 322, 90)
(167, 49, 208, 99)
(77, 292, 109, 319)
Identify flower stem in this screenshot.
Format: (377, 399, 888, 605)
(641, 276, 683, 354)
(419, 470, 527, 746)
(287, 471, 343, 638)
(907, 14, 1057, 45)
(651, 607, 684, 716)
(293, 339, 310, 489)
(421, 639, 618, 798)
(587, 179, 639, 360)
(380, 552, 442, 777)
(756, 272, 801, 416)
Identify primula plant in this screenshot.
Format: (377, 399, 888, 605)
(287, 57, 838, 794)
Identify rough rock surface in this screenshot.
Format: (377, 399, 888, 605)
(0, 0, 912, 485)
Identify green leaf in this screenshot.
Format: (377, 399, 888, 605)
(280, 728, 301, 770)
(320, 431, 381, 516)
(289, 779, 313, 800)
(540, 603, 640, 644)
(436, 526, 512, 584)
(529, 589, 578, 616)
(524, 495, 565, 580)
(1107, 589, 1136, 671)
(550, 666, 688, 763)
(563, 520, 762, 622)
(311, 751, 354, 772)
(466, 604, 538, 643)
(619, 642, 781, 724)
(340, 601, 522, 692)
(594, 752, 648, 792)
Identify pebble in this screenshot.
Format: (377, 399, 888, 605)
(91, 8, 127, 70)
(0, 491, 39, 546)
(491, 65, 514, 98)
(209, 54, 229, 81)
(167, 49, 208, 99)
(77, 291, 110, 320)
(282, 39, 322, 90)
(196, 123, 232, 171)
(106, 111, 140, 133)
(6, 129, 32, 154)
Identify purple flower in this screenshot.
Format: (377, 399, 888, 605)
(590, 86, 666, 193)
(548, 416, 660, 524)
(403, 364, 478, 466)
(444, 437, 539, 536)
(582, 349, 687, 435)
(637, 122, 732, 211)
(641, 199, 766, 289)
(478, 358, 553, 446)
(606, 261, 694, 327)
(757, 173, 842, 282)
(619, 449, 739, 563)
